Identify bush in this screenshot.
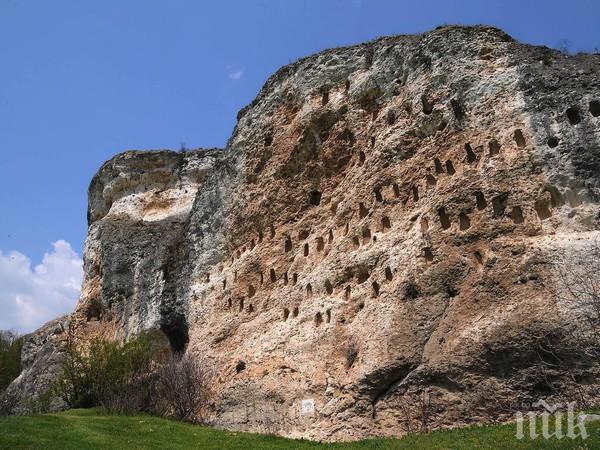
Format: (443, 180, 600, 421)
(57, 333, 214, 423)
(56, 333, 158, 409)
(0, 387, 19, 416)
(153, 353, 214, 422)
(345, 339, 359, 369)
(0, 331, 23, 393)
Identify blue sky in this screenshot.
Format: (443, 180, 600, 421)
(0, 0, 599, 332)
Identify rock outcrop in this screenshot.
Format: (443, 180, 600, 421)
(7, 25, 600, 441)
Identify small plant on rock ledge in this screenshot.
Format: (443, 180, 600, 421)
(345, 338, 359, 369)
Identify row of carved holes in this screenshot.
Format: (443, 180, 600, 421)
(285, 228, 333, 256)
(304, 266, 393, 303)
(426, 186, 577, 234)
(228, 224, 276, 265)
(223, 103, 594, 305)
(566, 102, 600, 125)
(304, 266, 395, 325)
(257, 105, 586, 263)
(226, 100, 553, 296)
(227, 121, 563, 281)
(363, 132, 521, 200)
(226, 189, 571, 297)
(230, 189, 571, 296)
(233, 128, 519, 262)
(226, 297, 254, 314)
(417, 133, 522, 195)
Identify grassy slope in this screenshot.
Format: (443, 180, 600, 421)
(0, 409, 597, 450)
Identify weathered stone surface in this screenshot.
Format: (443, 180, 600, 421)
(2, 316, 69, 413)
(8, 25, 600, 440)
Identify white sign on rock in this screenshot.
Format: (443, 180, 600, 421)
(301, 399, 315, 415)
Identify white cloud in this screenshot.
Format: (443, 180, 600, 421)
(227, 67, 244, 81)
(0, 240, 83, 334)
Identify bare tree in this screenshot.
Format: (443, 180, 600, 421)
(395, 388, 434, 435)
(552, 238, 600, 360)
(154, 352, 215, 423)
(548, 238, 600, 408)
(418, 389, 433, 434)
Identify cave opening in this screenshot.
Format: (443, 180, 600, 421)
(322, 89, 329, 106)
(535, 198, 552, 220)
(317, 237, 324, 251)
(547, 136, 559, 148)
(309, 190, 322, 206)
(358, 151, 366, 166)
(513, 129, 526, 148)
(423, 247, 434, 262)
(426, 173, 437, 187)
(590, 100, 600, 117)
(362, 227, 371, 243)
(325, 279, 333, 295)
(371, 281, 380, 297)
(315, 312, 323, 326)
(412, 186, 419, 201)
(459, 212, 471, 230)
(489, 139, 501, 156)
(438, 207, 451, 229)
(374, 188, 383, 202)
(385, 267, 393, 281)
(566, 106, 581, 125)
(492, 193, 509, 217)
(465, 143, 477, 163)
(161, 317, 189, 353)
(434, 158, 444, 174)
(475, 191, 487, 210)
(381, 216, 391, 231)
(386, 109, 396, 125)
(511, 206, 524, 224)
(359, 202, 369, 218)
(450, 98, 465, 121)
(421, 95, 434, 114)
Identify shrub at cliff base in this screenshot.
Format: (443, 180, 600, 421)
(56, 333, 213, 423)
(0, 331, 23, 393)
(56, 333, 157, 409)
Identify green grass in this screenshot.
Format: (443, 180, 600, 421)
(0, 408, 598, 449)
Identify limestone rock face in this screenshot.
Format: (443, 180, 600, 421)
(3, 316, 69, 413)
(8, 26, 600, 440)
(77, 149, 223, 347)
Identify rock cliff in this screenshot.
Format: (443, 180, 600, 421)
(6, 25, 600, 441)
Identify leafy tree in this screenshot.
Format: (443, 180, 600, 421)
(57, 333, 158, 408)
(0, 331, 23, 393)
